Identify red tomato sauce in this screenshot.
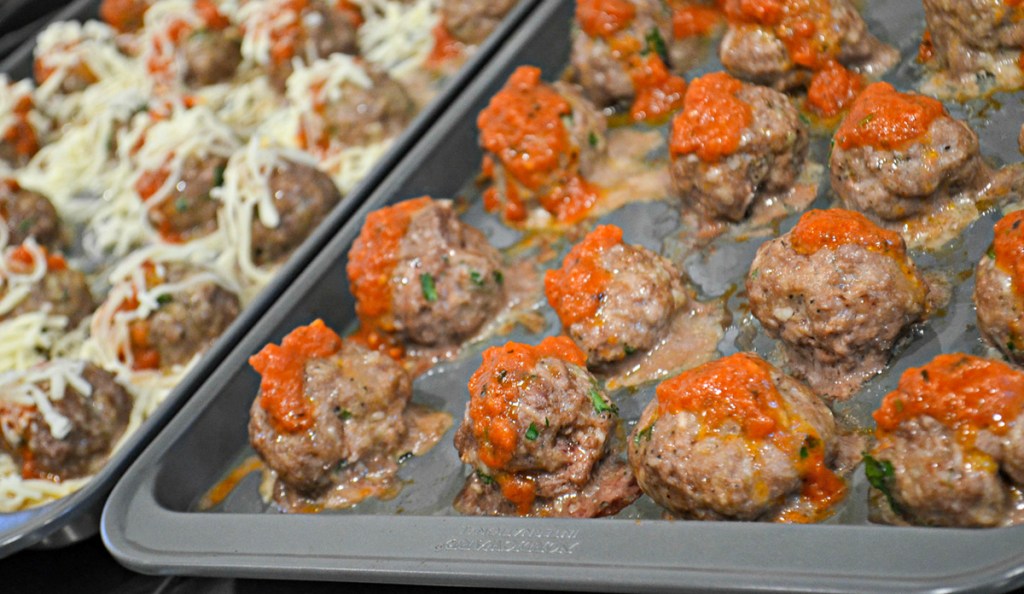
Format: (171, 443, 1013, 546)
(874, 354, 1024, 442)
(576, 0, 638, 38)
(669, 71, 751, 162)
(1, 95, 39, 160)
(788, 209, 906, 261)
(466, 336, 586, 512)
(993, 209, 1024, 298)
(544, 225, 622, 328)
(628, 53, 687, 123)
(835, 82, 946, 151)
(672, 3, 724, 38)
(249, 319, 344, 433)
(346, 196, 432, 331)
(723, 0, 839, 70)
(427, 22, 462, 66)
(806, 60, 864, 119)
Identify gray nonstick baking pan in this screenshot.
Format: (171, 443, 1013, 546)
(102, 0, 1024, 591)
(0, 0, 540, 558)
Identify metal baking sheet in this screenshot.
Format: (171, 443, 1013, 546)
(101, 0, 1024, 591)
(0, 0, 540, 557)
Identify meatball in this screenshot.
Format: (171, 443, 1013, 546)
(545, 225, 687, 365)
(0, 241, 95, 327)
(974, 210, 1024, 363)
(628, 353, 843, 521)
(242, 0, 360, 91)
(719, 0, 897, 92)
(0, 361, 132, 481)
(182, 28, 243, 87)
(478, 66, 608, 224)
(248, 321, 412, 507)
(440, 0, 517, 45)
(249, 157, 342, 266)
(921, 0, 1024, 87)
(453, 336, 641, 517)
(571, 0, 685, 119)
(142, 154, 227, 243)
(97, 261, 240, 371)
(288, 55, 414, 154)
(747, 209, 929, 400)
(0, 180, 64, 250)
(33, 21, 114, 97)
(0, 78, 42, 169)
(868, 354, 1024, 527)
(669, 71, 809, 221)
(830, 83, 985, 224)
(347, 197, 505, 347)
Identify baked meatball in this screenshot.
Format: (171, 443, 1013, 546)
(0, 241, 95, 327)
(240, 0, 361, 91)
(747, 209, 929, 400)
(142, 0, 242, 89)
(440, 0, 517, 45)
(0, 360, 132, 481)
(140, 153, 228, 243)
(453, 336, 641, 517)
(478, 66, 608, 224)
(571, 0, 687, 121)
(975, 210, 1024, 363)
(921, 0, 1024, 89)
(182, 26, 243, 88)
(831, 83, 985, 226)
(545, 225, 687, 365)
(0, 77, 42, 169)
(669, 71, 808, 221)
(868, 354, 1024, 527)
(719, 0, 897, 98)
(629, 353, 844, 521)
(0, 180, 63, 251)
(347, 197, 505, 347)
(248, 157, 342, 266)
(288, 54, 414, 154)
(94, 261, 240, 371)
(249, 321, 415, 510)
(33, 21, 119, 97)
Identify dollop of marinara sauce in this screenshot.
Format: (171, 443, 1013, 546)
(723, 0, 837, 70)
(874, 354, 1024, 441)
(992, 210, 1024, 297)
(834, 82, 946, 151)
(656, 352, 845, 521)
(806, 60, 864, 119)
(576, 0, 637, 38)
(544, 224, 621, 329)
(346, 196, 432, 331)
(673, 4, 724, 39)
(250, 319, 344, 433)
(467, 336, 587, 511)
(669, 71, 751, 163)
(788, 209, 905, 260)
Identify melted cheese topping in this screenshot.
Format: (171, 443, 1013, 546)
(356, 0, 438, 77)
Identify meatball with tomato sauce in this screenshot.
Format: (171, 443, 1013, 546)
(347, 197, 505, 348)
(440, 0, 517, 45)
(719, 0, 896, 117)
(570, 0, 687, 122)
(545, 225, 687, 366)
(0, 360, 132, 482)
(94, 261, 240, 371)
(747, 209, 930, 400)
(139, 153, 228, 243)
(0, 180, 64, 251)
(669, 71, 808, 222)
(240, 0, 361, 91)
(920, 0, 1024, 91)
(974, 210, 1024, 364)
(453, 337, 641, 517)
(830, 83, 986, 238)
(249, 320, 449, 511)
(141, 0, 241, 88)
(867, 354, 1024, 527)
(0, 241, 95, 327)
(479, 66, 607, 224)
(0, 77, 43, 169)
(629, 353, 844, 521)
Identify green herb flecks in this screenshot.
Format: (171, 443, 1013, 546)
(493, 270, 504, 285)
(175, 197, 189, 213)
(588, 131, 599, 148)
(470, 271, 485, 287)
(858, 113, 875, 127)
(988, 245, 997, 260)
(624, 344, 637, 356)
(334, 407, 353, 420)
(420, 273, 438, 302)
(156, 293, 173, 305)
(863, 453, 901, 515)
(213, 165, 226, 187)
(590, 387, 617, 415)
(476, 470, 495, 485)
(525, 422, 539, 441)
(643, 27, 669, 63)
(633, 425, 654, 445)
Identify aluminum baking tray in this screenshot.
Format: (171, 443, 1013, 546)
(0, 0, 540, 558)
(102, 0, 1024, 591)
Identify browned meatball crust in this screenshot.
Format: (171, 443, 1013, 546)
(974, 210, 1024, 364)
(146, 154, 227, 242)
(267, 1, 361, 91)
(0, 182, 64, 250)
(922, 0, 1024, 83)
(747, 210, 929, 400)
(183, 29, 243, 87)
(628, 353, 840, 521)
(670, 76, 808, 221)
(0, 362, 132, 481)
